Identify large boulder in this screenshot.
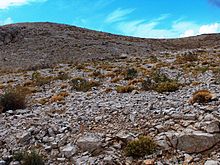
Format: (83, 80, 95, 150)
(176, 132, 220, 153)
(76, 133, 103, 154)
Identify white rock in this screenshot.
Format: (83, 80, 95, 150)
(204, 160, 220, 165)
(62, 144, 77, 158)
(0, 161, 6, 165)
(77, 133, 103, 153)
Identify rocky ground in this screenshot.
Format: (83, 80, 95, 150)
(0, 48, 220, 165)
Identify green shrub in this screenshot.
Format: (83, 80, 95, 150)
(124, 68, 138, 80)
(124, 136, 157, 158)
(13, 150, 44, 165)
(70, 78, 100, 92)
(116, 85, 135, 93)
(150, 70, 171, 83)
(31, 72, 53, 86)
(154, 81, 180, 93)
(176, 53, 198, 63)
(56, 71, 70, 80)
(141, 78, 155, 91)
(0, 87, 27, 112)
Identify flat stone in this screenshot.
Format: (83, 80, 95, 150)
(176, 132, 220, 153)
(204, 121, 220, 133)
(19, 132, 31, 144)
(76, 133, 103, 154)
(115, 131, 135, 142)
(103, 155, 114, 165)
(204, 160, 220, 165)
(0, 160, 6, 165)
(62, 144, 77, 158)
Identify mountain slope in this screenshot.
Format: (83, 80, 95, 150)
(0, 22, 220, 70)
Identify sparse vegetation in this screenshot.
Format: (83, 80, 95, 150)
(176, 52, 198, 63)
(189, 89, 216, 104)
(141, 78, 155, 91)
(116, 85, 135, 93)
(0, 86, 28, 113)
(124, 68, 138, 80)
(141, 70, 181, 93)
(154, 81, 180, 93)
(150, 70, 170, 83)
(56, 71, 70, 80)
(13, 150, 45, 165)
(32, 71, 53, 86)
(124, 136, 157, 158)
(70, 77, 100, 92)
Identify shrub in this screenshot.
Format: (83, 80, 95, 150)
(189, 90, 216, 104)
(31, 72, 53, 86)
(116, 85, 135, 93)
(124, 68, 138, 80)
(154, 81, 180, 93)
(150, 70, 171, 83)
(13, 150, 44, 165)
(56, 71, 70, 80)
(176, 52, 198, 63)
(0, 87, 27, 112)
(141, 78, 155, 91)
(124, 136, 157, 158)
(70, 78, 100, 92)
(90, 70, 102, 78)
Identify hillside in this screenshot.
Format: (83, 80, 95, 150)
(0, 22, 220, 70)
(0, 22, 220, 165)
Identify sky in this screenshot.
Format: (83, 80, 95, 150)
(0, 0, 220, 38)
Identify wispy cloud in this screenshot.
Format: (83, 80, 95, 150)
(209, 0, 220, 7)
(115, 16, 220, 38)
(105, 8, 135, 23)
(0, 17, 13, 25)
(0, 0, 47, 9)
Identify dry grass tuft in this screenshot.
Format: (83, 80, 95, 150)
(189, 89, 216, 104)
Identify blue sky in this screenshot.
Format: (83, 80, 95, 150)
(0, 0, 220, 38)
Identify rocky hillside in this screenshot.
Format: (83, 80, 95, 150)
(0, 22, 220, 165)
(0, 22, 220, 71)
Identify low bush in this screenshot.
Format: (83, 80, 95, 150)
(176, 52, 198, 63)
(32, 71, 53, 86)
(150, 70, 171, 83)
(124, 68, 138, 80)
(154, 81, 180, 93)
(116, 85, 135, 93)
(56, 71, 70, 80)
(189, 89, 216, 104)
(13, 150, 44, 165)
(124, 136, 157, 158)
(0, 86, 28, 113)
(141, 78, 155, 91)
(70, 78, 100, 92)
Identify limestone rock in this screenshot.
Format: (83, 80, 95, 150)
(176, 132, 220, 153)
(204, 121, 220, 133)
(204, 160, 220, 165)
(76, 133, 103, 154)
(62, 144, 77, 158)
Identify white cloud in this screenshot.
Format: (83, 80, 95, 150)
(0, 0, 47, 9)
(199, 23, 220, 34)
(0, 17, 13, 25)
(114, 15, 220, 38)
(105, 8, 135, 23)
(180, 29, 195, 37)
